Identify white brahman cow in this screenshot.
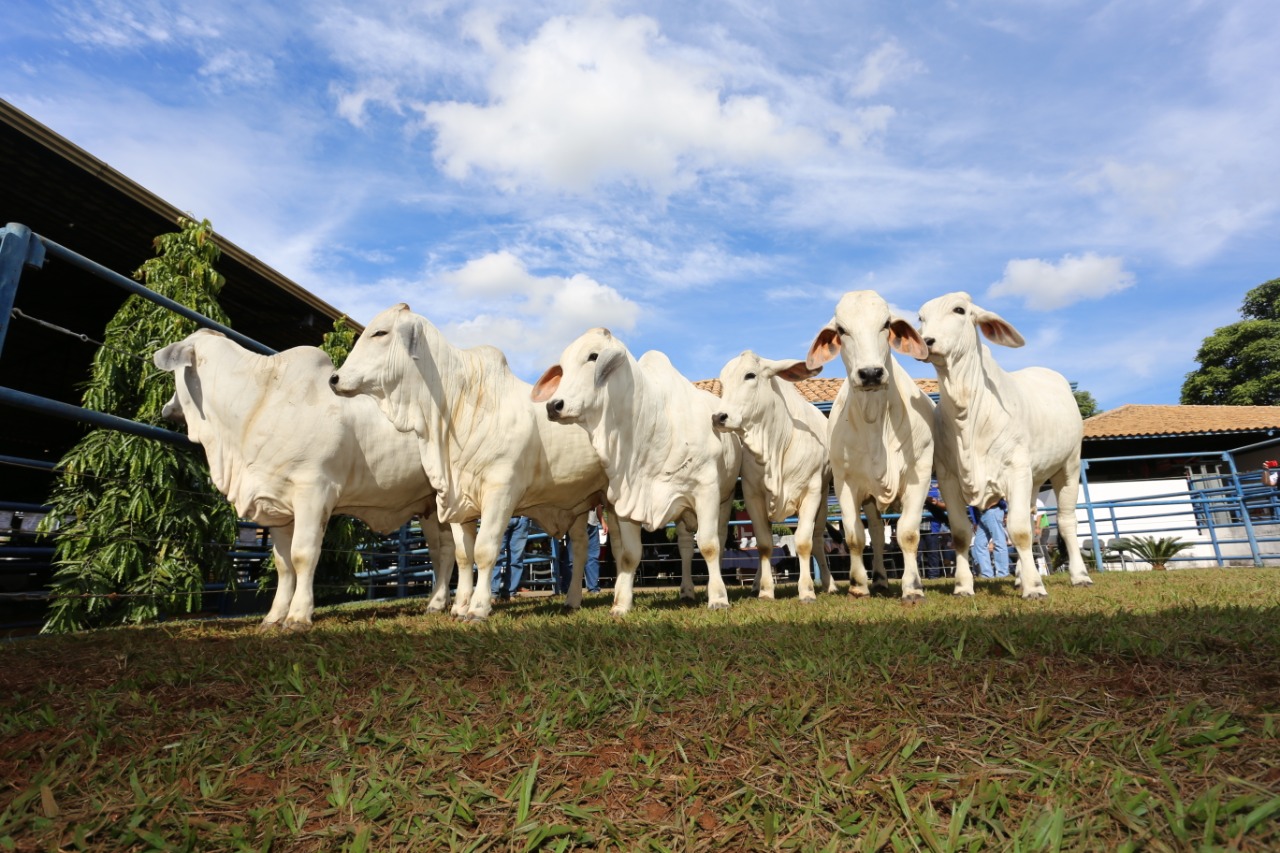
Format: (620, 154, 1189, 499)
(915, 292, 1091, 598)
(153, 329, 456, 631)
(329, 303, 635, 620)
(532, 328, 742, 614)
(805, 291, 938, 601)
(711, 351, 836, 603)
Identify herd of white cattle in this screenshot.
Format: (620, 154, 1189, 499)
(151, 289, 1093, 632)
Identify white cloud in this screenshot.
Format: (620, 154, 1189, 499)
(437, 251, 641, 378)
(419, 13, 822, 194)
(849, 39, 923, 99)
(986, 252, 1135, 311)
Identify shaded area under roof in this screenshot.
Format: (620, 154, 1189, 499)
(1, 98, 349, 498)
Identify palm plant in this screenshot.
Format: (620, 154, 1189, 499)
(1110, 536, 1195, 571)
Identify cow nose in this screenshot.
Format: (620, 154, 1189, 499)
(546, 399, 564, 420)
(329, 373, 340, 387)
(857, 367, 884, 385)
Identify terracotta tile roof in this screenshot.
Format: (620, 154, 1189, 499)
(1084, 404, 1280, 439)
(694, 377, 938, 402)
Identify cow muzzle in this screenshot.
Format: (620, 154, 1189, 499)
(546, 399, 565, 421)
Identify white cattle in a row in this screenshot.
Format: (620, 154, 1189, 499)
(153, 329, 455, 631)
(916, 292, 1091, 598)
(532, 329, 743, 614)
(806, 291, 937, 600)
(330, 304, 635, 620)
(712, 351, 835, 602)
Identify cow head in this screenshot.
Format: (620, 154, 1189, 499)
(330, 303, 423, 433)
(805, 290, 926, 389)
(152, 329, 225, 438)
(531, 327, 628, 424)
(916, 291, 1024, 366)
(712, 350, 816, 432)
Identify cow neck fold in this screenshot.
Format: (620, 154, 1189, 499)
(741, 379, 812, 519)
(933, 339, 1014, 507)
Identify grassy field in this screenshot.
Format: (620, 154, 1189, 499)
(3, 569, 1280, 852)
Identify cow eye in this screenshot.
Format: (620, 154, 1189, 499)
(953, 306, 966, 315)
(371, 329, 389, 338)
(745, 372, 756, 381)
(587, 353, 599, 362)
(835, 325, 847, 336)
(881, 319, 891, 331)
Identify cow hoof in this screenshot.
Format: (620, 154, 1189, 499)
(871, 582, 890, 593)
(1073, 577, 1094, 587)
(757, 591, 775, 601)
(798, 596, 817, 605)
(463, 613, 489, 623)
(257, 621, 283, 634)
(425, 604, 447, 614)
(610, 607, 630, 618)
(848, 587, 871, 598)
(1022, 590, 1048, 601)
(952, 588, 975, 597)
(282, 620, 312, 633)
(901, 594, 925, 606)
(707, 601, 730, 611)
(561, 603, 581, 614)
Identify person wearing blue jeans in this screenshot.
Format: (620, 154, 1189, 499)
(491, 516, 532, 598)
(554, 505, 604, 594)
(922, 484, 949, 579)
(967, 500, 1010, 578)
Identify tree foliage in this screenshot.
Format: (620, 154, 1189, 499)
(1074, 389, 1100, 419)
(1181, 277, 1280, 405)
(41, 219, 239, 632)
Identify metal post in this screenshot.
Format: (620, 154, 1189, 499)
(1223, 451, 1262, 566)
(1080, 460, 1104, 571)
(0, 224, 47, 358)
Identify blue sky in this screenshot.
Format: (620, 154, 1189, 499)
(4, 0, 1277, 410)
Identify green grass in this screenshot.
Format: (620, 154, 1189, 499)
(4, 569, 1280, 851)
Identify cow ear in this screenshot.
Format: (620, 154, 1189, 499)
(972, 306, 1025, 348)
(888, 319, 929, 360)
(805, 325, 841, 370)
(153, 340, 195, 371)
(531, 365, 563, 402)
(594, 347, 626, 387)
(765, 358, 821, 382)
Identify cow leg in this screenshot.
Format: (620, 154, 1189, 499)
(1051, 462, 1092, 588)
(465, 503, 520, 621)
(451, 522, 477, 618)
(795, 485, 825, 603)
(422, 517, 456, 613)
(897, 477, 928, 602)
(839, 481, 872, 597)
(676, 520, 697, 602)
(866, 503, 891, 593)
(813, 480, 836, 595)
(562, 513, 589, 612)
(283, 508, 327, 631)
(697, 496, 731, 610)
(1007, 476, 1047, 599)
(610, 518, 643, 617)
(742, 488, 775, 600)
(260, 523, 296, 631)
(937, 477, 976, 597)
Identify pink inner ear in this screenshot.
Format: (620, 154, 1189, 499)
(805, 328, 840, 370)
(531, 365, 563, 402)
(889, 321, 928, 360)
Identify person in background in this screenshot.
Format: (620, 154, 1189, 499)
(922, 483, 949, 580)
(967, 499, 1010, 578)
(491, 516, 532, 599)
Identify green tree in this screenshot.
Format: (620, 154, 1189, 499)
(1181, 277, 1280, 405)
(41, 219, 239, 632)
(1074, 389, 1100, 419)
